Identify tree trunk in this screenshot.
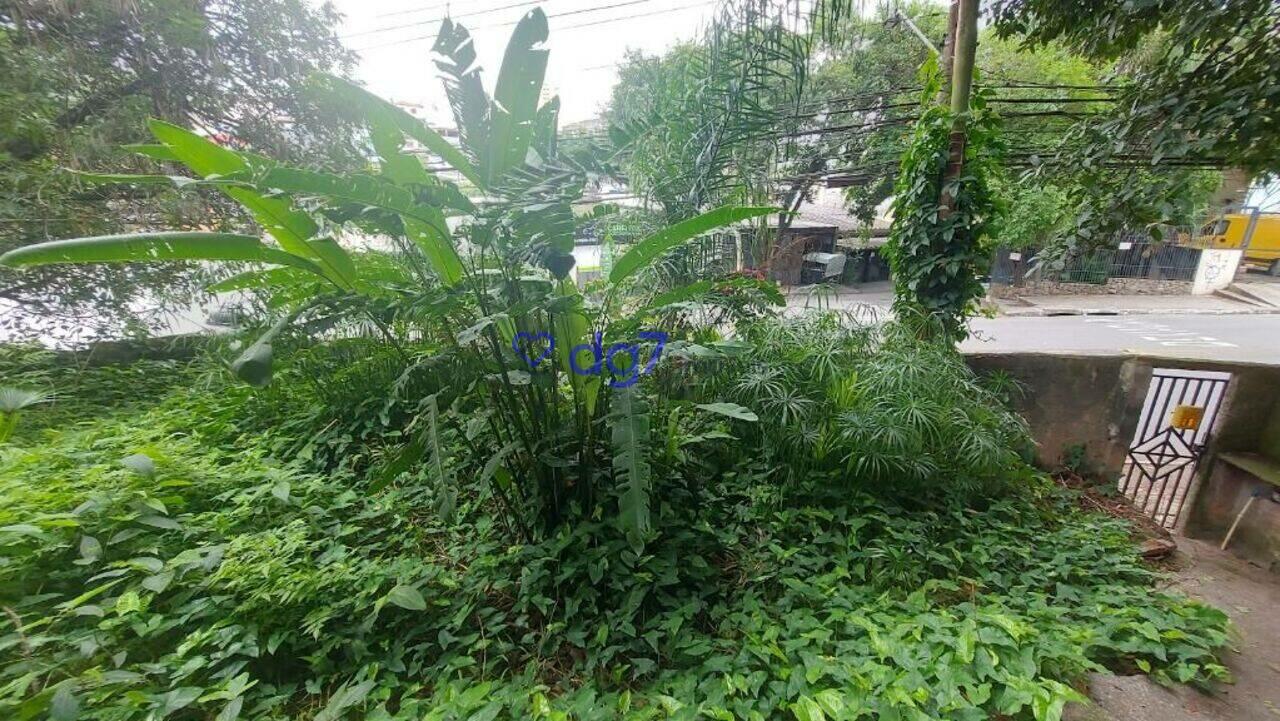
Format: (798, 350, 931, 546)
(939, 0, 979, 218)
(935, 0, 960, 105)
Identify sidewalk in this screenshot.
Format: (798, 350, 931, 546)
(783, 281, 894, 320)
(993, 293, 1280, 317)
(782, 282, 1280, 318)
(1065, 537, 1280, 721)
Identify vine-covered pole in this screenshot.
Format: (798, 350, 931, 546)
(940, 0, 979, 216)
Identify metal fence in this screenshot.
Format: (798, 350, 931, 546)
(991, 233, 1203, 286)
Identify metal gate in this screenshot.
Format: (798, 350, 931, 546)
(1120, 368, 1232, 528)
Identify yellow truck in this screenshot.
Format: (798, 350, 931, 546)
(1191, 212, 1280, 275)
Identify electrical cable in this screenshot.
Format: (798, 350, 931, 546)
(355, 0, 719, 51)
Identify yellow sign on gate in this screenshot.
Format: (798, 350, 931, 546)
(1170, 405, 1205, 430)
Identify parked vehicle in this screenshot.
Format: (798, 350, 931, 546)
(1186, 212, 1280, 275)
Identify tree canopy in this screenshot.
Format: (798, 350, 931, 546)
(991, 0, 1280, 174)
(0, 0, 362, 341)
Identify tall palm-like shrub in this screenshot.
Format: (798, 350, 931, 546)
(0, 10, 780, 547)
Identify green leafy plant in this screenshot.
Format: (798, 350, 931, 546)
(886, 66, 1004, 340)
(0, 386, 50, 442)
(0, 357, 1231, 720)
(0, 10, 779, 547)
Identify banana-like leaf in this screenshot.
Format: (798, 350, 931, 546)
(307, 239, 358, 288)
(424, 395, 456, 522)
(66, 170, 204, 187)
(147, 121, 323, 265)
(610, 386, 652, 553)
(486, 9, 550, 183)
(0, 232, 325, 275)
(206, 267, 316, 293)
(609, 206, 778, 285)
(368, 113, 435, 186)
(403, 218, 464, 287)
(312, 75, 484, 190)
(257, 152, 464, 288)
(552, 279, 590, 380)
(259, 167, 471, 219)
(531, 96, 560, 161)
(431, 21, 491, 178)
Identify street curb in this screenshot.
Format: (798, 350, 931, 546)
(998, 306, 1280, 317)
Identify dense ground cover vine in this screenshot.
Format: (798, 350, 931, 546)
(0, 341, 1230, 721)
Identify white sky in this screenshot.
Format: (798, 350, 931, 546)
(328, 0, 725, 126)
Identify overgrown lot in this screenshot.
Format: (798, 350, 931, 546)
(0, 9, 1236, 719)
(0, 328, 1230, 721)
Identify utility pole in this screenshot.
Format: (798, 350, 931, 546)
(939, 0, 979, 216)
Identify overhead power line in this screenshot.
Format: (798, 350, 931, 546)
(346, 0, 620, 39)
(356, 0, 718, 52)
(375, 0, 508, 20)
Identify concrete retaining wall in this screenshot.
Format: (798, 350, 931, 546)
(967, 352, 1280, 570)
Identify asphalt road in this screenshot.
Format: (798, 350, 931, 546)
(961, 313, 1280, 363)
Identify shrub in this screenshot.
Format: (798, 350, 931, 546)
(0, 350, 1230, 721)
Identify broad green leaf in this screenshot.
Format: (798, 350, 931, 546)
(231, 343, 273, 389)
(115, 591, 142, 616)
(791, 696, 825, 721)
(368, 113, 435, 186)
(257, 166, 474, 218)
(158, 688, 202, 717)
(531, 96, 560, 160)
(404, 217, 465, 287)
(486, 9, 550, 183)
(385, 584, 427, 611)
(50, 684, 79, 721)
(0, 232, 325, 276)
(430, 22, 490, 184)
(610, 387, 652, 553)
(205, 267, 315, 293)
(695, 402, 759, 422)
(553, 280, 591, 380)
(216, 697, 244, 721)
(142, 571, 174, 593)
(147, 120, 321, 262)
(67, 170, 201, 187)
(306, 238, 357, 288)
(479, 441, 520, 489)
(814, 690, 845, 718)
(313, 75, 484, 189)
(609, 206, 778, 284)
(424, 395, 455, 523)
(372, 438, 424, 492)
(136, 514, 180, 530)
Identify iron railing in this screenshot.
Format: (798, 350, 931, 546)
(991, 234, 1202, 286)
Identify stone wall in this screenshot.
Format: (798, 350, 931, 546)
(988, 278, 1194, 299)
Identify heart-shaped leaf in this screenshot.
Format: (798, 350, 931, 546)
(385, 584, 426, 611)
